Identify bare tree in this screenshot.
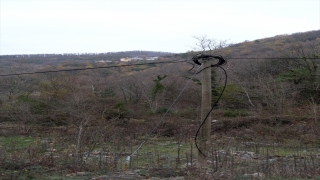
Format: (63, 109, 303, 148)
(193, 35, 229, 53)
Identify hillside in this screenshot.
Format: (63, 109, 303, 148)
(0, 50, 176, 75)
(0, 50, 174, 60)
(224, 29, 320, 58)
(0, 50, 174, 69)
(178, 30, 320, 59)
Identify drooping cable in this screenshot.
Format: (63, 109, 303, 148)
(192, 54, 228, 157)
(0, 60, 187, 77)
(125, 64, 203, 163)
(1, 57, 318, 77)
(195, 65, 227, 157)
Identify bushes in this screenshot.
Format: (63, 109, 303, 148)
(223, 109, 249, 117)
(103, 102, 130, 121)
(17, 95, 47, 114)
(215, 83, 248, 108)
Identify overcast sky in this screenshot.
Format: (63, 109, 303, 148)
(0, 0, 319, 55)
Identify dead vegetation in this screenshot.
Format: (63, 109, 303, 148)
(0, 111, 320, 179)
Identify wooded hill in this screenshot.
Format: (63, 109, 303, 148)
(0, 50, 174, 60)
(179, 30, 320, 58)
(0, 29, 319, 134)
(226, 30, 319, 58)
(0, 50, 175, 75)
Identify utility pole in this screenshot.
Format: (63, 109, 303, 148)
(198, 60, 211, 165)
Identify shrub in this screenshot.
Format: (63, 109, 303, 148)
(156, 107, 169, 114)
(215, 83, 247, 108)
(100, 88, 115, 97)
(104, 102, 130, 120)
(17, 95, 47, 114)
(223, 109, 249, 117)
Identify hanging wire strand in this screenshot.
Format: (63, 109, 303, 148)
(126, 64, 203, 163)
(194, 65, 228, 157)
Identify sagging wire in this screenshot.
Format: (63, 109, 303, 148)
(192, 54, 228, 157)
(125, 63, 203, 166)
(0, 60, 188, 77)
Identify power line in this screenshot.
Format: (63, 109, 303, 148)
(1, 57, 319, 77)
(0, 60, 188, 77)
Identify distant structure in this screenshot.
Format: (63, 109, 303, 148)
(146, 57, 158, 61)
(94, 60, 112, 63)
(120, 57, 131, 62)
(131, 57, 144, 61)
(120, 56, 158, 62)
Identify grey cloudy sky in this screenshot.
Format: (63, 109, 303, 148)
(0, 0, 319, 55)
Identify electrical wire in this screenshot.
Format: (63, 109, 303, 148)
(126, 64, 203, 163)
(194, 65, 228, 157)
(1, 57, 318, 77)
(0, 60, 187, 77)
